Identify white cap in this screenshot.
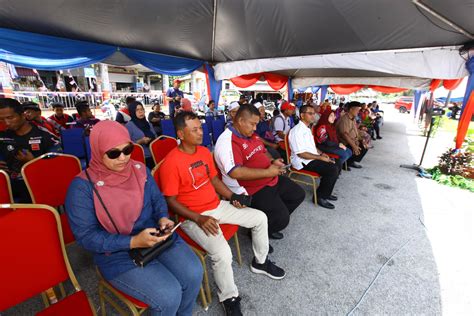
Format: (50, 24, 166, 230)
(228, 101, 240, 111)
(254, 102, 263, 109)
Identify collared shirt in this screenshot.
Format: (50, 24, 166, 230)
(336, 113, 359, 145)
(214, 127, 277, 195)
(288, 121, 319, 170)
(166, 88, 184, 109)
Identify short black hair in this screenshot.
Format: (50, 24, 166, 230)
(174, 111, 199, 134)
(208, 100, 215, 105)
(347, 101, 362, 109)
(76, 103, 90, 116)
(235, 104, 260, 120)
(125, 96, 136, 105)
(51, 102, 64, 108)
(22, 101, 41, 111)
(74, 100, 89, 109)
(299, 105, 313, 116)
(0, 98, 24, 114)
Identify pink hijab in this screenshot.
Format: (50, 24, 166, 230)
(79, 120, 147, 235)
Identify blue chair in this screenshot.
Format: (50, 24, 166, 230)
(201, 122, 211, 148)
(205, 116, 214, 134)
(60, 128, 91, 168)
(161, 119, 176, 138)
(212, 119, 225, 143)
(216, 114, 225, 123)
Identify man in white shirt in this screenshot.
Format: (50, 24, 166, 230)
(273, 101, 294, 143)
(288, 105, 340, 209)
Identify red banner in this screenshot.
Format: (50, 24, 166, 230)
(369, 85, 407, 93)
(230, 73, 261, 88)
(264, 73, 287, 90)
(330, 85, 364, 95)
(455, 92, 474, 149)
(443, 78, 464, 91)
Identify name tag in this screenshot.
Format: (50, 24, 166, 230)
(29, 139, 41, 144)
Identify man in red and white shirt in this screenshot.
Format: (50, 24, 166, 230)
(214, 104, 305, 241)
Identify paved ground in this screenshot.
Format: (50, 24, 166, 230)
(3, 106, 473, 315)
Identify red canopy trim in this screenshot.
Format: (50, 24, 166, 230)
(329, 85, 364, 94)
(369, 85, 407, 93)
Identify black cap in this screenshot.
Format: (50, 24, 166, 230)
(22, 101, 41, 111)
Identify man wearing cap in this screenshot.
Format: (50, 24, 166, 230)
(166, 79, 184, 118)
(0, 98, 61, 202)
(23, 101, 58, 137)
(271, 101, 295, 160)
(336, 101, 368, 168)
(226, 101, 240, 128)
(47, 102, 74, 132)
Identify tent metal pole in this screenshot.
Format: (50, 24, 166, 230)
(412, 0, 474, 40)
(211, 0, 217, 62)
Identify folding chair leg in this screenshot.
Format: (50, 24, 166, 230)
(98, 282, 106, 316)
(193, 249, 212, 305)
(312, 178, 318, 204)
(233, 234, 242, 267)
(41, 292, 50, 308)
(199, 285, 208, 311)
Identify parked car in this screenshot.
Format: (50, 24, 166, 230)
(394, 97, 413, 113)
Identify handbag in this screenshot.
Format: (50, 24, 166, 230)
(85, 170, 174, 267)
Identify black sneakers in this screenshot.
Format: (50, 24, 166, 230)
(222, 296, 242, 316)
(250, 257, 286, 280)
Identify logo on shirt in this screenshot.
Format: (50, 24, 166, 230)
(188, 160, 210, 190)
(7, 145, 14, 151)
(242, 143, 248, 149)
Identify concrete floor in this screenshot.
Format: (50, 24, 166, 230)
(3, 106, 473, 315)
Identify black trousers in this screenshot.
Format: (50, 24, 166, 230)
(347, 141, 368, 164)
(251, 176, 305, 234)
(302, 159, 339, 199)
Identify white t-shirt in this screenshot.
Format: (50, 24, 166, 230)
(288, 121, 319, 170)
(273, 114, 291, 142)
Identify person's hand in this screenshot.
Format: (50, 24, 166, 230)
(232, 200, 245, 208)
(267, 164, 285, 177)
(196, 215, 220, 236)
(339, 143, 347, 150)
(151, 117, 160, 123)
(15, 150, 34, 163)
(320, 155, 334, 163)
(321, 153, 330, 159)
(352, 145, 361, 156)
(271, 158, 285, 167)
(130, 228, 169, 249)
(158, 217, 175, 235)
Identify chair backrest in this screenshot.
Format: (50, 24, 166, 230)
(201, 122, 212, 147)
(150, 136, 178, 165)
(161, 119, 177, 138)
(0, 170, 13, 203)
(284, 134, 292, 164)
(21, 153, 82, 207)
(0, 204, 82, 311)
(204, 116, 214, 135)
(61, 128, 91, 160)
(130, 143, 146, 164)
(151, 161, 163, 190)
(212, 119, 225, 143)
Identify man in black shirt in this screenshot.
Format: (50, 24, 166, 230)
(147, 102, 166, 135)
(0, 98, 61, 202)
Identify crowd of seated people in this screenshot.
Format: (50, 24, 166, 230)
(1, 95, 384, 315)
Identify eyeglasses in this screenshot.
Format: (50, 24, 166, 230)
(105, 143, 134, 159)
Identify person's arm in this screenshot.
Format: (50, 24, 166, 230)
(273, 116, 286, 139)
(260, 137, 278, 149)
(65, 178, 132, 253)
(229, 164, 281, 180)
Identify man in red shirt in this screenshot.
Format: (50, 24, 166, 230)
(160, 111, 285, 316)
(22, 101, 59, 137)
(47, 102, 74, 132)
(214, 105, 305, 241)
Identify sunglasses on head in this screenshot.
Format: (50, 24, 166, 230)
(105, 143, 134, 159)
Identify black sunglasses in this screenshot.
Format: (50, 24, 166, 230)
(105, 143, 134, 159)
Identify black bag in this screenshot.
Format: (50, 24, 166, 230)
(85, 170, 174, 267)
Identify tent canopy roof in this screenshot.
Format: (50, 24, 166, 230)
(0, 0, 472, 63)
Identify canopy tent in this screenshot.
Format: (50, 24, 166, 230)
(0, 0, 473, 148)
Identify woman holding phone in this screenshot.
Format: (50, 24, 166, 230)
(66, 120, 202, 315)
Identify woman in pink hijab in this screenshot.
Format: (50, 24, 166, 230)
(65, 120, 202, 315)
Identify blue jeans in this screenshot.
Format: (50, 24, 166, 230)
(318, 145, 353, 164)
(109, 236, 203, 316)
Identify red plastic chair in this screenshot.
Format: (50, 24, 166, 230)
(0, 203, 95, 315)
(0, 170, 13, 204)
(130, 143, 146, 164)
(151, 163, 242, 307)
(285, 134, 320, 203)
(21, 153, 82, 244)
(149, 135, 178, 165)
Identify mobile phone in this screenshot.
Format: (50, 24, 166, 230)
(282, 163, 292, 169)
(151, 222, 182, 236)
